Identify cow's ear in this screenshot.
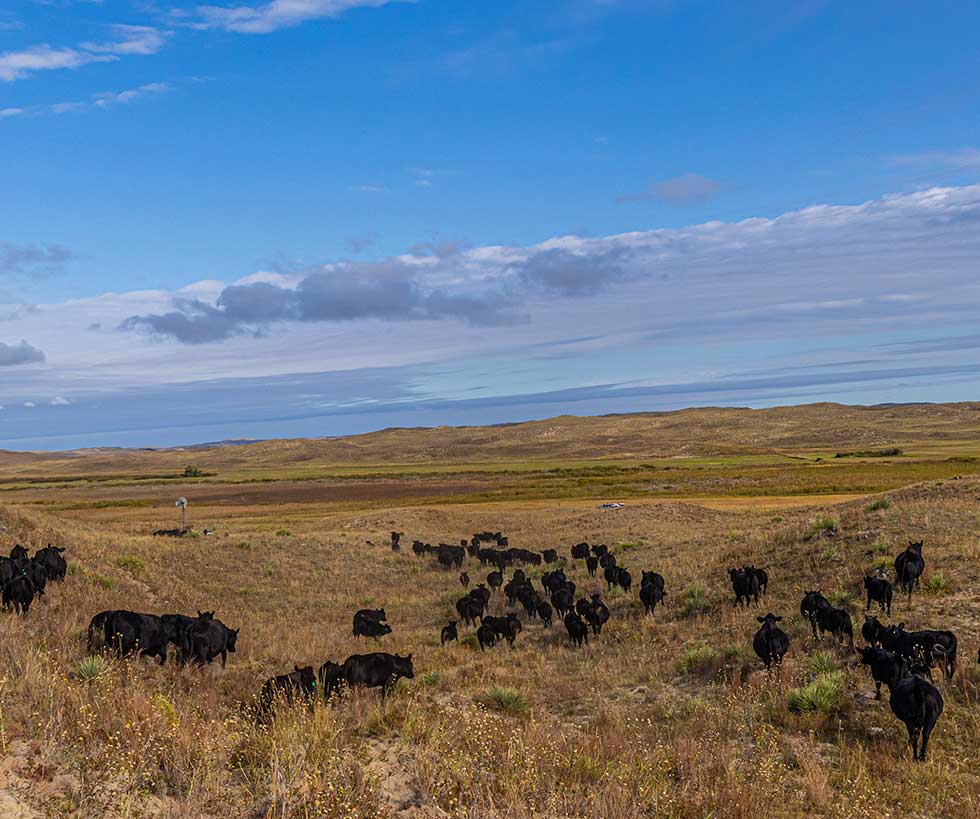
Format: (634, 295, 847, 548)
(775, 616, 782, 621)
(407, 653, 413, 660)
(757, 616, 765, 622)
(898, 622, 905, 629)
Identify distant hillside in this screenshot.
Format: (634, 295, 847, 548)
(3, 401, 980, 480)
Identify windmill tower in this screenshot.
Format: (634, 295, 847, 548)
(175, 497, 188, 531)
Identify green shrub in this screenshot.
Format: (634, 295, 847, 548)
(422, 671, 441, 686)
(809, 516, 840, 538)
(922, 572, 951, 595)
(872, 555, 892, 571)
(679, 645, 721, 676)
(183, 465, 204, 477)
(825, 590, 858, 611)
(679, 584, 712, 617)
(75, 656, 109, 683)
(788, 672, 845, 714)
(866, 497, 891, 512)
(807, 651, 838, 675)
(114, 555, 144, 577)
(481, 686, 529, 718)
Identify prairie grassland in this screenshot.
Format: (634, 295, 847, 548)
(2, 450, 980, 816)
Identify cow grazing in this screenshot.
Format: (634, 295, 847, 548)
(440, 620, 458, 646)
(161, 611, 213, 662)
(459, 572, 470, 588)
(564, 612, 589, 647)
(863, 615, 885, 647)
(894, 541, 925, 605)
(586, 556, 599, 577)
(258, 666, 317, 717)
(33, 545, 67, 581)
(318, 660, 345, 699)
(2, 575, 35, 616)
(859, 646, 909, 700)
(186, 618, 239, 667)
(103, 611, 176, 665)
(752, 613, 790, 672)
(889, 673, 944, 760)
(616, 567, 632, 594)
(543, 549, 559, 564)
(864, 575, 893, 614)
(536, 600, 553, 627)
(342, 652, 413, 699)
(730, 568, 760, 608)
(354, 618, 392, 640)
(570, 542, 591, 560)
(879, 623, 957, 681)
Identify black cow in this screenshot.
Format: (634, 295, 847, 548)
(640, 571, 666, 616)
(33, 545, 67, 581)
(483, 613, 522, 647)
(541, 570, 567, 594)
(536, 600, 553, 627)
(318, 660, 345, 699)
(752, 613, 790, 672)
(616, 567, 632, 594)
(894, 541, 925, 605)
(459, 572, 470, 588)
(23, 561, 47, 598)
(9, 545, 27, 561)
(342, 652, 413, 699)
(87, 610, 119, 652)
(863, 615, 885, 647)
(564, 612, 589, 647)
(730, 568, 760, 608)
(2, 575, 35, 616)
(800, 590, 827, 639)
(551, 586, 574, 619)
(889, 673, 943, 760)
(440, 620, 458, 646)
(603, 565, 619, 591)
(390, 532, 401, 552)
(543, 549, 559, 564)
(456, 594, 485, 627)
(586, 556, 599, 577)
(858, 646, 909, 700)
(258, 665, 317, 717)
(354, 618, 392, 640)
(103, 611, 176, 664)
(584, 594, 610, 636)
(477, 622, 498, 651)
(864, 575, 893, 614)
(814, 599, 854, 650)
(880, 623, 957, 681)
(470, 584, 491, 607)
(599, 553, 617, 570)
(186, 618, 239, 667)
(161, 611, 214, 661)
(591, 544, 609, 558)
(744, 566, 768, 596)
(487, 570, 504, 593)
(570, 542, 590, 560)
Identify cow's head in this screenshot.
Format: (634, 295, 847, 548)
(227, 628, 239, 652)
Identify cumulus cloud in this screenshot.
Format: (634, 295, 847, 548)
(0, 242, 72, 276)
(619, 172, 725, 205)
(188, 0, 408, 34)
(0, 341, 45, 367)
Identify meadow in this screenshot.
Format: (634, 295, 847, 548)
(1, 403, 980, 818)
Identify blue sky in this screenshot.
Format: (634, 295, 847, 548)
(2, 0, 980, 449)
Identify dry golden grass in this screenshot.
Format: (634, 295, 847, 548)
(2, 419, 980, 816)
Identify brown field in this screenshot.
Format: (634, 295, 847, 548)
(1, 402, 980, 818)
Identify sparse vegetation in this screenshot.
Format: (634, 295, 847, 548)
(825, 589, 858, 610)
(923, 571, 952, 594)
(679, 583, 712, 617)
(788, 672, 845, 714)
(480, 686, 529, 718)
(114, 555, 144, 577)
(866, 496, 892, 511)
(809, 515, 840, 538)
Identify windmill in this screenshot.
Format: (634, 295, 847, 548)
(175, 497, 188, 531)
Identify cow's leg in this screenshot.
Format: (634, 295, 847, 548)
(875, 680, 881, 700)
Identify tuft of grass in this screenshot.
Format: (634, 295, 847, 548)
(866, 496, 891, 512)
(679, 645, 721, 676)
(825, 590, 858, 611)
(481, 686, 529, 718)
(809, 516, 840, 538)
(74, 656, 109, 683)
(422, 671, 441, 686)
(788, 672, 845, 714)
(922, 572, 951, 595)
(679, 584, 712, 618)
(807, 651, 838, 676)
(872, 555, 892, 571)
(114, 555, 144, 577)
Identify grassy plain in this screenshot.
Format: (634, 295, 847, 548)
(1, 402, 980, 817)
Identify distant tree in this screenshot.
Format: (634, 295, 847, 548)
(183, 465, 204, 478)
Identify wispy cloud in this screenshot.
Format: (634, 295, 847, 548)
(93, 81, 170, 107)
(2, 82, 172, 119)
(349, 184, 387, 193)
(0, 341, 45, 368)
(0, 25, 170, 82)
(618, 173, 725, 205)
(0, 241, 72, 276)
(888, 148, 980, 170)
(185, 0, 409, 34)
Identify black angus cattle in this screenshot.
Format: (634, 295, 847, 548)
(477, 622, 498, 651)
(9, 545, 28, 561)
(186, 618, 239, 667)
(889, 672, 943, 761)
(508, 548, 541, 566)
(730, 568, 760, 608)
(603, 565, 619, 591)
(102, 610, 176, 664)
(616, 567, 632, 594)
(2, 574, 35, 616)
(800, 590, 827, 639)
(536, 600, 553, 627)
(459, 572, 470, 588)
(318, 660, 345, 699)
(455, 593, 485, 627)
(551, 585, 574, 619)
(504, 576, 526, 606)
(586, 556, 599, 577)
(583, 594, 609, 636)
(354, 618, 392, 640)
(864, 575, 893, 614)
(161, 611, 214, 662)
(440, 620, 458, 646)
(483, 613, 522, 647)
(564, 612, 589, 647)
(412, 540, 428, 557)
(863, 615, 885, 647)
(33, 545, 67, 581)
(470, 584, 491, 607)
(744, 566, 768, 596)
(23, 561, 47, 598)
(487, 570, 504, 593)
(591, 544, 609, 558)
(258, 665, 317, 717)
(752, 613, 790, 672)
(894, 541, 925, 605)
(390, 532, 401, 552)
(437, 545, 465, 570)
(517, 585, 541, 619)
(599, 553, 617, 570)
(859, 646, 910, 700)
(0, 557, 16, 588)
(813, 598, 855, 650)
(570, 542, 590, 560)
(542, 570, 567, 594)
(543, 549, 559, 564)
(342, 652, 413, 699)
(87, 610, 119, 652)
(879, 623, 957, 681)
(640, 571, 666, 616)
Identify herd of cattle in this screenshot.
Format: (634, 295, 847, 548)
(0, 533, 962, 759)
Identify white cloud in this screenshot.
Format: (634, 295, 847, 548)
(93, 82, 170, 108)
(49, 396, 70, 406)
(349, 184, 387, 193)
(188, 0, 409, 34)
